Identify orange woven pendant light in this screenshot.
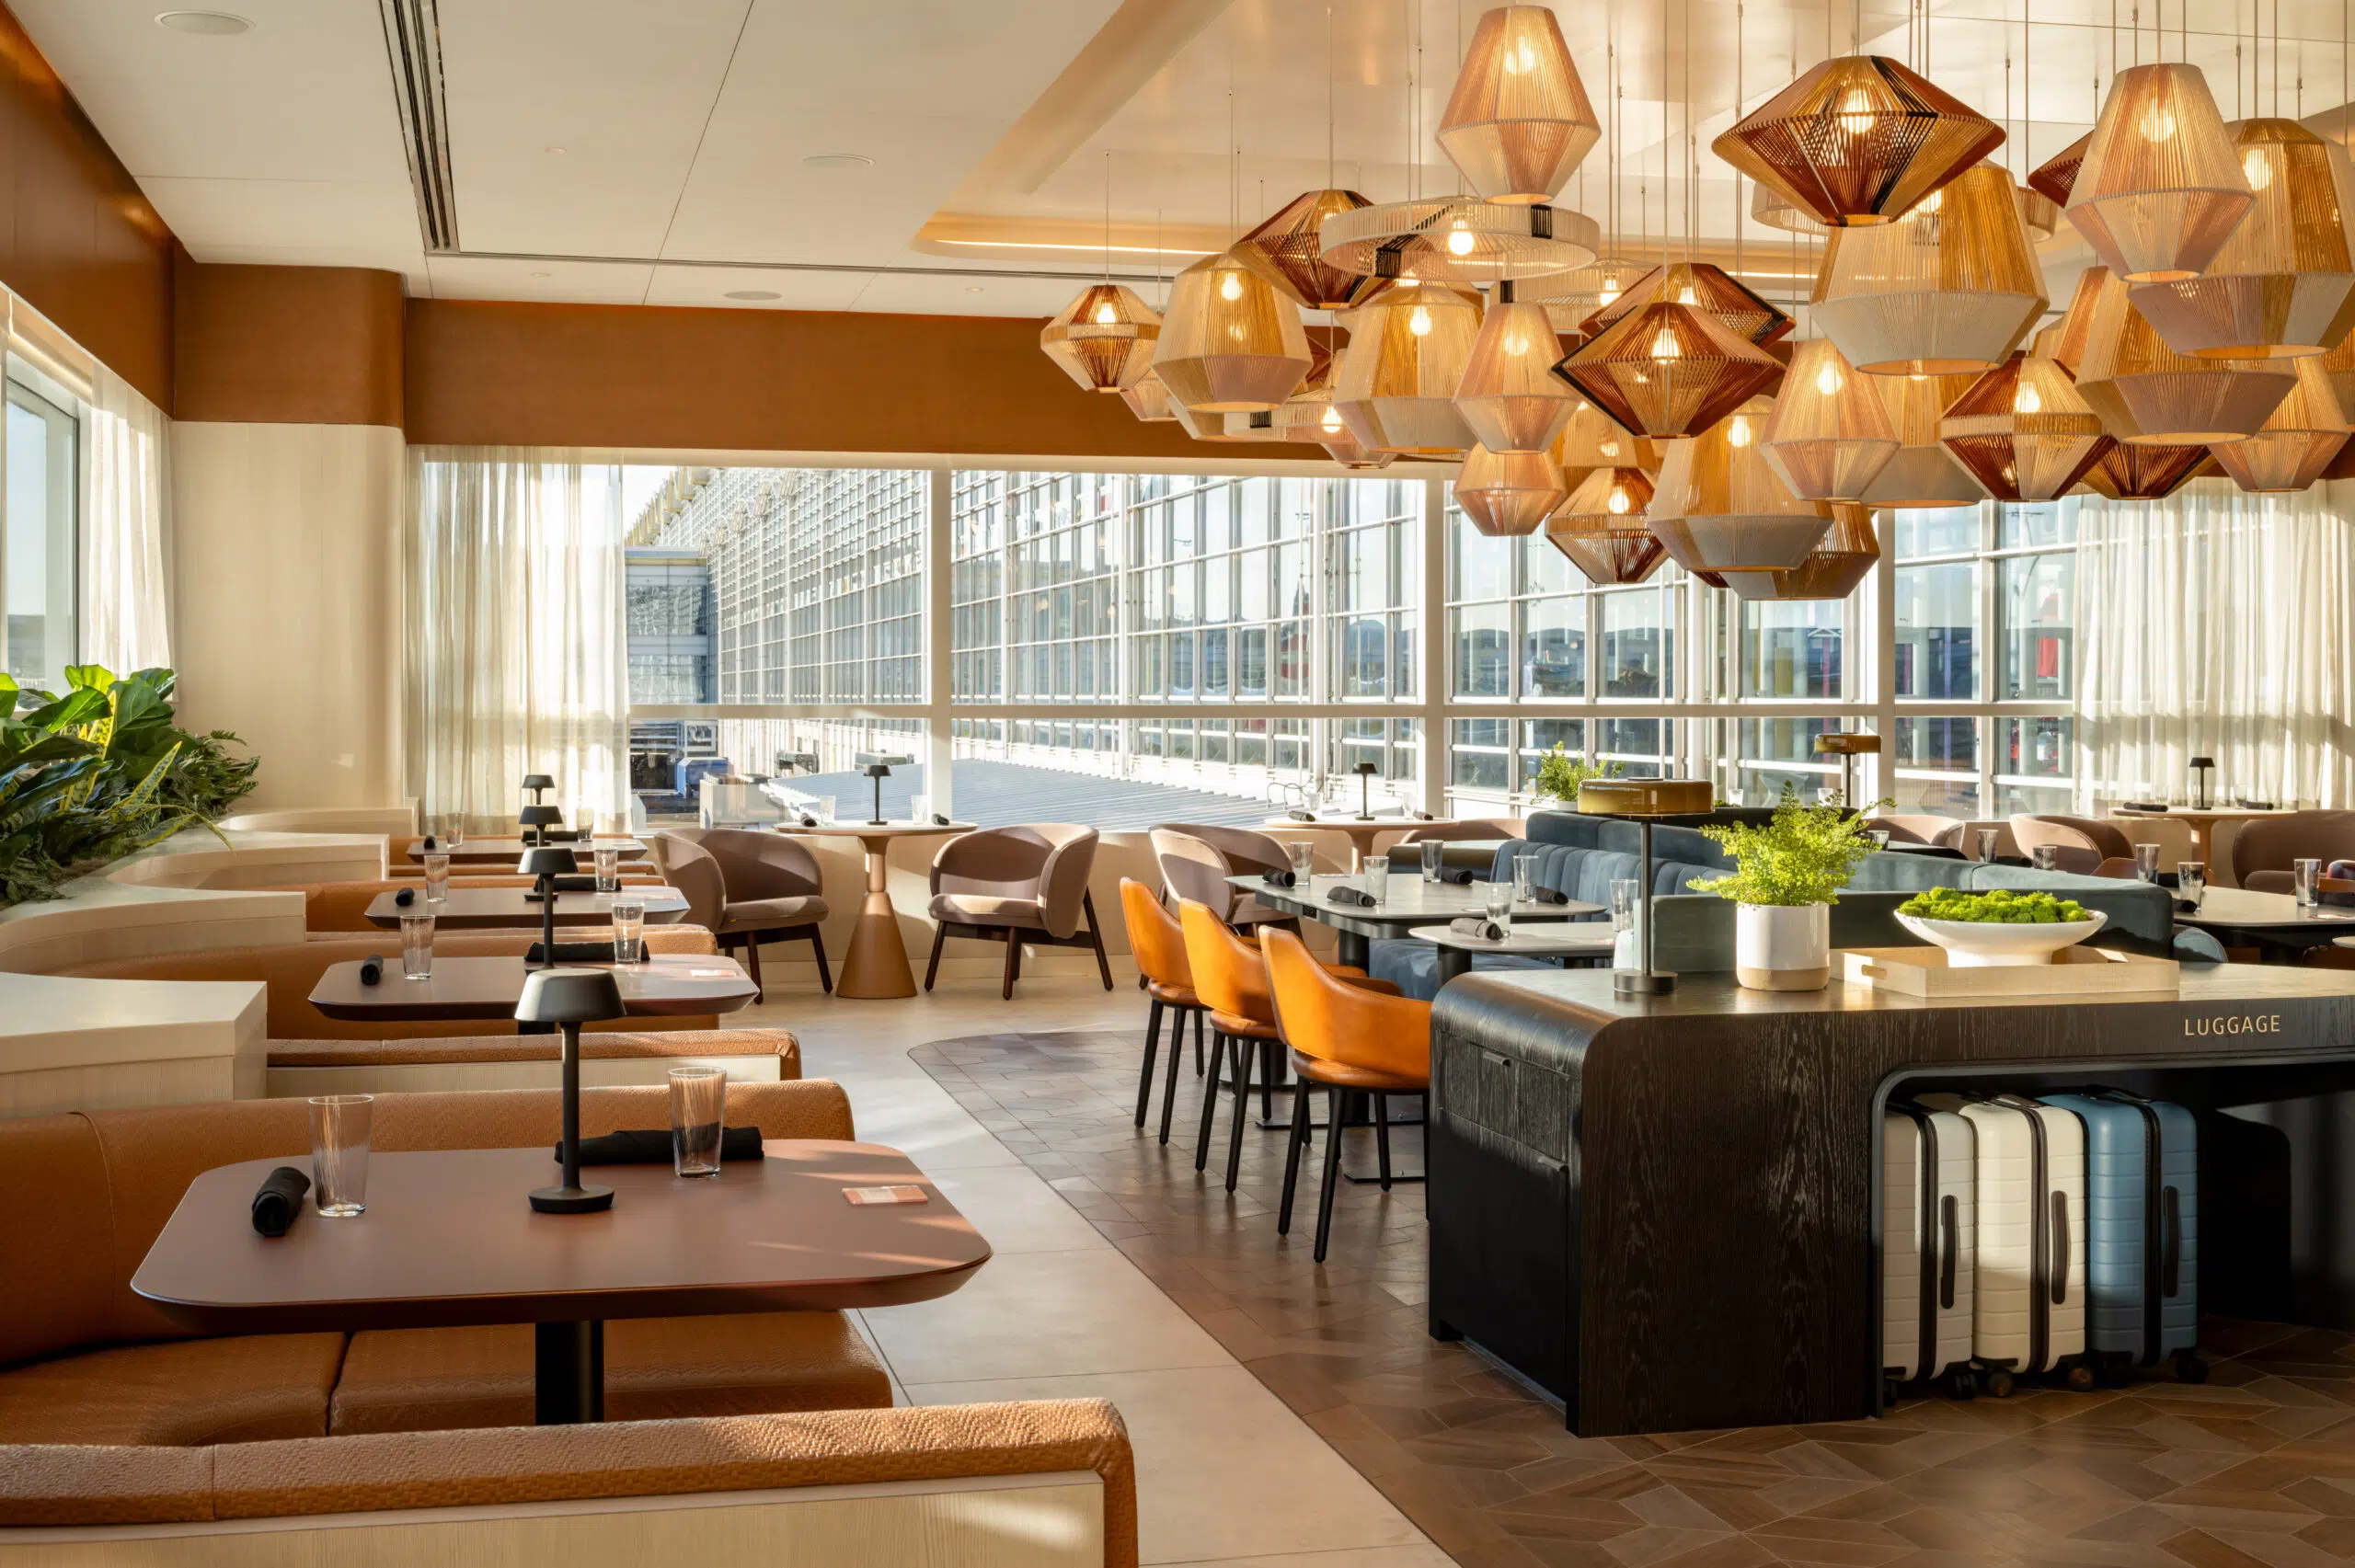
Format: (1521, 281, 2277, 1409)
(1545, 468, 1665, 584)
(1713, 55, 2005, 228)
(2208, 358, 2350, 492)
(1556, 303, 1785, 439)
(1436, 5, 1602, 203)
(1235, 189, 1394, 311)
(2081, 441, 2211, 498)
(1153, 251, 1314, 412)
(2323, 326, 2355, 415)
(1722, 504, 1882, 601)
(1938, 350, 2116, 501)
(1758, 338, 1899, 500)
(1120, 371, 1178, 423)
(2073, 269, 2295, 442)
(1811, 163, 2046, 375)
(2027, 131, 2090, 206)
(1646, 400, 1834, 573)
(2066, 63, 2252, 283)
(1577, 261, 1793, 346)
(1456, 292, 1582, 452)
(1041, 283, 1161, 393)
(1332, 282, 1485, 454)
(1858, 372, 1991, 507)
(1456, 444, 1568, 536)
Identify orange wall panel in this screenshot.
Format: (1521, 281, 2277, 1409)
(173, 259, 405, 427)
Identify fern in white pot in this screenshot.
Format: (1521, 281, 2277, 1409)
(1688, 786, 1886, 990)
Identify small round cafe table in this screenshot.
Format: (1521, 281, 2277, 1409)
(774, 821, 972, 1000)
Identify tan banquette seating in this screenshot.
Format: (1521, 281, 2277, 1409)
(264, 1028, 801, 1098)
(2234, 810, 2355, 893)
(56, 931, 724, 1039)
(276, 876, 666, 933)
(0, 1083, 883, 1448)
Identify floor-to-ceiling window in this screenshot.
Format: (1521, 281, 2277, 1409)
(3, 373, 77, 690)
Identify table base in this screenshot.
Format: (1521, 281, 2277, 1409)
(535, 1321, 603, 1424)
(839, 888, 918, 999)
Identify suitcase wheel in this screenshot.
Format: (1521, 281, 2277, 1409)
(1945, 1368, 1977, 1401)
(1883, 1376, 1902, 1408)
(1982, 1368, 2016, 1399)
(2176, 1353, 2210, 1385)
(2063, 1360, 2098, 1393)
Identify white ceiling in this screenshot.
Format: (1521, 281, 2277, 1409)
(10, 0, 2353, 316)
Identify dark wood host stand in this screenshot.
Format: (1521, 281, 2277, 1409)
(1426, 965, 2355, 1436)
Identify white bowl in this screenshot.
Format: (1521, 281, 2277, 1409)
(1895, 910, 2108, 967)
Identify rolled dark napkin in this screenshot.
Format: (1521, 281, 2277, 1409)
(798, 814, 819, 827)
(1410, 810, 1435, 821)
(421, 834, 437, 850)
(358, 954, 385, 984)
(525, 940, 619, 965)
(1529, 887, 1569, 906)
(1327, 886, 1376, 908)
(1286, 808, 1315, 821)
(1448, 915, 1507, 942)
(1437, 866, 1475, 886)
(931, 813, 953, 826)
(393, 887, 415, 906)
(2120, 801, 2169, 813)
(558, 1127, 766, 1165)
(250, 1166, 311, 1237)
(1260, 868, 1296, 887)
(2237, 798, 2278, 811)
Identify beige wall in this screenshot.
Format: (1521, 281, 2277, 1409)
(169, 421, 406, 809)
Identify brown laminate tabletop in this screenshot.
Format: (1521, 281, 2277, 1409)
(405, 837, 649, 865)
(308, 955, 758, 1021)
(363, 887, 691, 930)
(132, 1142, 991, 1335)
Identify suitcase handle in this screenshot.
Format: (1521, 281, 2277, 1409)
(2051, 1190, 2071, 1306)
(2161, 1185, 2182, 1298)
(1939, 1194, 1959, 1310)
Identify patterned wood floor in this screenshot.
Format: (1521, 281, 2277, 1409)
(912, 1026, 2355, 1568)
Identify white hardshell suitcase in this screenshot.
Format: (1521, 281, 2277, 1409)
(1882, 1105, 1977, 1395)
(1920, 1092, 2091, 1394)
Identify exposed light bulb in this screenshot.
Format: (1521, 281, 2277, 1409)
(1598, 285, 1623, 306)
(2245, 147, 2273, 190)
(1727, 415, 1752, 447)
(2014, 381, 2042, 415)
(1838, 87, 1875, 138)
(1446, 221, 1476, 256)
(1408, 303, 1433, 336)
(1094, 302, 1118, 325)
(1649, 324, 1681, 360)
(1815, 361, 1842, 396)
(1219, 269, 1243, 301)
(1606, 486, 1631, 515)
(1321, 405, 1344, 432)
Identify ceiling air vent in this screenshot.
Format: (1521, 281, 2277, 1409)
(376, 0, 458, 253)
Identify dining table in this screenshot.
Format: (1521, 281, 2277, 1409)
(405, 836, 649, 866)
(1260, 817, 1480, 872)
(2108, 806, 2296, 869)
(1233, 871, 1603, 968)
(363, 886, 691, 930)
(132, 1139, 990, 1424)
(772, 820, 972, 999)
(1407, 921, 1619, 985)
(309, 954, 760, 1024)
(2171, 886, 2355, 958)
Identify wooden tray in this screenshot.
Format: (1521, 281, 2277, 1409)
(1841, 944, 2180, 997)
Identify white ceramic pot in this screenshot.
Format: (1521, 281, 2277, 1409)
(1896, 910, 2108, 967)
(1735, 902, 1832, 990)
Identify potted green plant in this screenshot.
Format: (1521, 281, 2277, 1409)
(1529, 746, 1619, 808)
(1688, 785, 1886, 990)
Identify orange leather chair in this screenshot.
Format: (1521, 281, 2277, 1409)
(1119, 878, 1204, 1146)
(1263, 926, 1433, 1263)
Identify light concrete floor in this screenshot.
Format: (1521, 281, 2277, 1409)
(732, 976, 1451, 1568)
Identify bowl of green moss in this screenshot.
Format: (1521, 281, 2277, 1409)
(1895, 887, 2108, 967)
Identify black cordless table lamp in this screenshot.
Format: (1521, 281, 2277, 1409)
(520, 804, 565, 847)
(864, 762, 891, 826)
(518, 966, 625, 1215)
(522, 773, 556, 803)
(1351, 760, 1380, 820)
(2188, 756, 2215, 810)
(520, 846, 580, 969)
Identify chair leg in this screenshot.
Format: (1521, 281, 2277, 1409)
(923, 926, 947, 991)
(1314, 1087, 1350, 1263)
(1193, 1008, 1205, 1075)
(808, 930, 833, 994)
(741, 933, 764, 1001)
(1278, 1079, 1313, 1234)
(1258, 1039, 1277, 1122)
(1373, 1093, 1393, 1191)
(1194, 1032, 1229, 1173)
(1136, 999, 1165, 1127)
(1224, 1036, 1257, 1194)
(1001, 930, 1021, 1001)
(1156, 1008, 1188, 1145)
(1083, 891, 1114, 990)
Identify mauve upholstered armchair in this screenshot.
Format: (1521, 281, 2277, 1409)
(924, 825, 1110, 1000)
(647, 829, 832, 998)
(1148, 825, 1296, 932)
(2008, 814, 2135, 876)
(2233, 810, 2355, 893)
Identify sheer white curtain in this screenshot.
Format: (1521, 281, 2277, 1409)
(80, 361, 174, 673)
(2076, 476, 2355, 808)
(405, 448, 630, 833)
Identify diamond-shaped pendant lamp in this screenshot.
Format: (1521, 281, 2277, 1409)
(1456, 444, 1568, 536)
(1119, 370, 1178, 422)
(2208, 357, 2350, 491)
(2073, 269, 2295, 441)
(1545, 468, 1665, 584)
(1722, 503, 1881, 600)
(1554, 398, 1664, 482)
(1758, 338, 1898, 499)
(1235, 189, 1395, 311)
(2066, 63, 2253, 282)
(2082, 441, 2211, 498)
(2028, 131, 2091, 206)
(1578, 261, 1793, 346)
(1153, 251, 1314, 411)
(1813, 162, 2046, 375)
(1041, 283, 1161, 393)
(1938, 350, 2116, 501)
(2128, 119, 2355, 359)
(1713, 54, 2005, 227)
(1332, 283, 1485, 453)
(1457, 293, 1582, 452)
(1556, 303, 1784, 439)
(1858, 372, 1991, 506)
(1437, 5, 1602, 203)
(2323, 326, 2355, 414)
(1646, 400, 1834, 572)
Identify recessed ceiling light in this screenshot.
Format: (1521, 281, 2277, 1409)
(965, 286, 985, 293)
(802, 153, 874, 170)
(544, 146, 567, 155)
(528, 270, 552, 279)
(724, 289, 781, 301)
(156, 10, 252, 33)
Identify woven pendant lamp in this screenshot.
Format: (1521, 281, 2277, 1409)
(1752, 180, 1826, 234)
(2128, 120, 2355, 359)
(2016, 185, 2061, 240)
(2066, 63, 2253, 283)
(2322, 326, 2355, 414)
(1120, 370, 1178, 422)
(1457, 292, 1581, 452)
(1554, 399, 1665, 495)
(1579, 261, 1794, 346)
(1167, 398, 1246, 442)
(1859, 372, 1992, 506)
(2209, 357, 2350, 491)
(1759, 338, 1899, 499)
(1436, 5, 1602, 203)
(1813, 162, 2046, 375)
(1515, 254, 1654, 313)
(1319, 197, 1600, 285)
(2073, 269, 2295, 441)
(1557, 303, 1785, 439)
(1723, 503, 1881, 600)
(2082, 441, 2211, 498)
(1226, 345, 1336, 443)
(1318, 422, 1400, 469)
(1332, 282, 1485, 453)
(1938, 350, 2116, 500)
(1647, 401, 1835, 572)
(1713, 55, 2005, 228)
(1551, 530, 1671, 585)
(1456, 444, 1569, 536)
(1545, 468, 1665, 583)
(1152, 251, 1314, 412)
(2043, 266, 2110, 378)
(1041, 283, 1161, 393)
(2028, 130, 2090, 205)
(1236, 189, 1395, 311)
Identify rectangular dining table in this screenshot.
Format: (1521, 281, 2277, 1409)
(2174, 886, 2355, 957)
(309, 954, 759, 1024)
(1233, 872, 1603, 968)
(404, 836, 649, 865)
(132, 1140, 990, 1423)
(363, 886, 691, 929)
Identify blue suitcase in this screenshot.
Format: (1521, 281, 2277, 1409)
(2044, 1091, 2205, 1382)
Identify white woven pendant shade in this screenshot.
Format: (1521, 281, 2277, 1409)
(1647, 400, 1834, 573)
(2065, 63, 2253, 283)
(2208, 356, 2350, 491)
(1436, 6, 1602, 203)
(1858, 372, 1991, 506)
(1120, 371, 1178, 423)
(1812, 163, 2046, 375)
(1722, 504, 1881, 600)
(1759, 338, 1899, 499)
(1152, 251, 1314, 412)
(1332, 283, 1484, 454)
(2073, 269, 2295, 442)
(1456, 296, 1580, 452)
